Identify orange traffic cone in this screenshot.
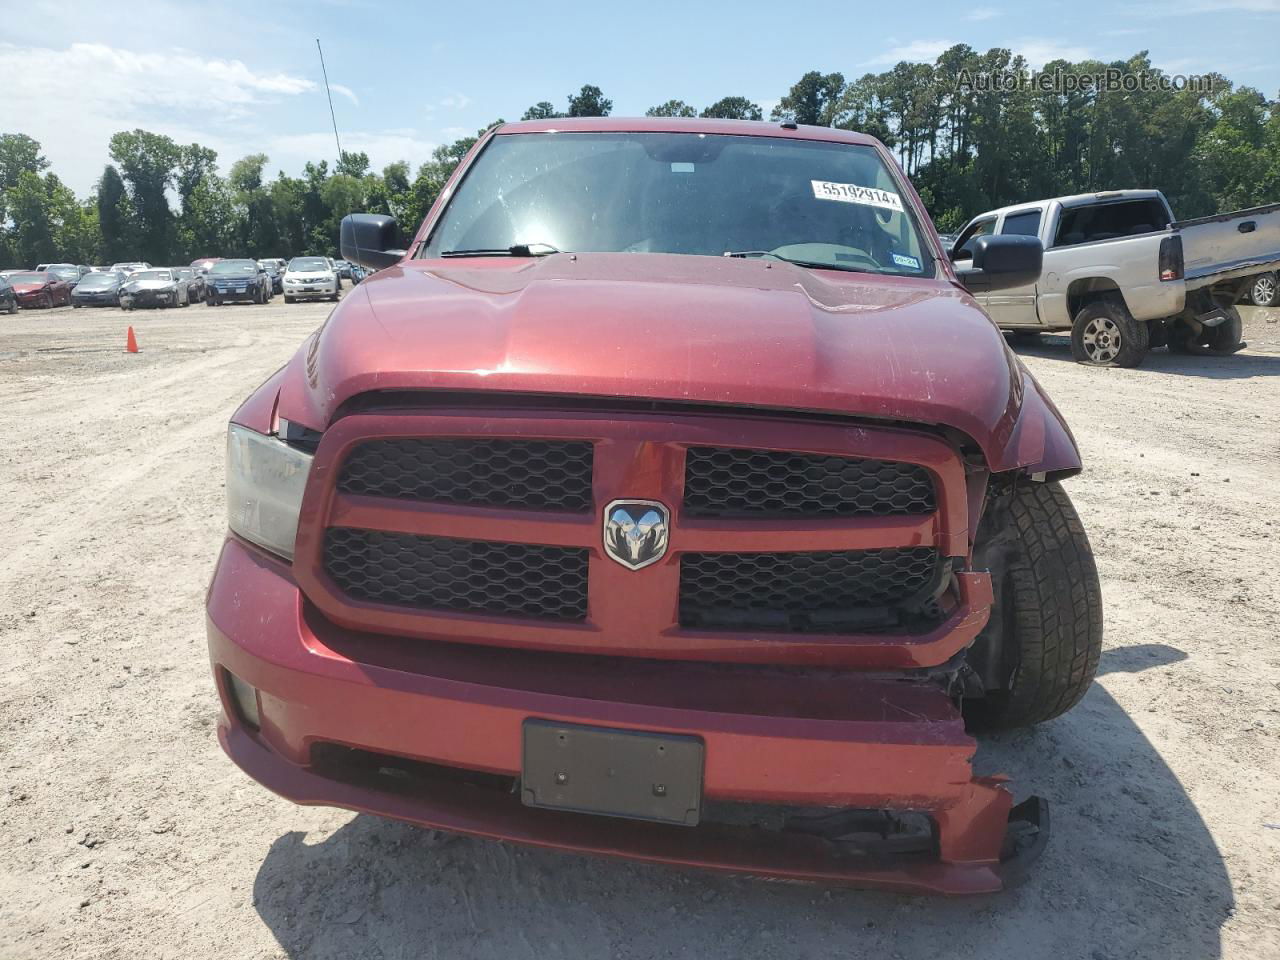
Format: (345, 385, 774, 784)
(126, 326, 139, 353)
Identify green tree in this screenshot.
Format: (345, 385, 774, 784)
(96, 164, 133, 262)
(567, 85, 612, 117)
(646, 99, 697, 118)
(336, 150, 370, 179)
(772, 71, 845, 125)
(521, 101, 563, 120)
(108, 129, 180, 265)
(701, 97, 763, 121)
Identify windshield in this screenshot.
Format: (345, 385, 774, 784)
(77, 273, 117, 287)
(211, 260, 258, 275)
(289, 257, 329, 272)
(49, 266, 79, 279)
(9, 272, 45, 283)
(425, 132, 931, 277)
(135, 270, 172, 282)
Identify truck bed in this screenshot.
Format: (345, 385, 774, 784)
(1174, 201, 1280, 290)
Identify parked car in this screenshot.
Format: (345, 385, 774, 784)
(282, 256, 339, 302)
(952, 189, 1277, 365)
(110, 261, 150, 276)
(120, 268, 190, 310)
(332, 259, 355, 280)
(71, 270, 127, 307)
(7, 270, 72, 308)
(0, 275, 18, 314)
(936, 232, 958, 252)
(191, 257, 222, 275)
(1245, 271, 1277, 306)
(259, 261, 284, 295)
(46, 264, 85, 289)
(206, 259, 272, 305)
(173, 267, 204, 303)
(208, 117, 1098, 896)
(325, 257, 344, 290)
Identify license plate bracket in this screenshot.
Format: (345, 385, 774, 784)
(521, 719, 703, 826)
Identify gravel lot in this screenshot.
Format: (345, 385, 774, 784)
(1, 298, 1278, 960)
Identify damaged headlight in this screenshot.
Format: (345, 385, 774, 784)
(226, 423, 314, 560)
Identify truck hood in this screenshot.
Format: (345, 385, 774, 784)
(272, 253, 1078, 475)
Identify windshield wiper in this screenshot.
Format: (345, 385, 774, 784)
(441, 242, 562, 258)
(723, 249, 871, 274)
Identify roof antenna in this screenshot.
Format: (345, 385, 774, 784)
(315, 38, 344, 165)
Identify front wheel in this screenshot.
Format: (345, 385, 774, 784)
(41, 293, 52, 309)
(965, 482, 1104, 731)
(1070, 299, 1148, 367)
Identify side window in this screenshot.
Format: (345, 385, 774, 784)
(1000, 210, 1042, 237)
(1055, 199, 1172, 247)
(953, 217, 997, 260)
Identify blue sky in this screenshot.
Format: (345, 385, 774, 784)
(1, 0, 1275, 195)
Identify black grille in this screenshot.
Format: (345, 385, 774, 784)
(679, 547, 940, 633)
(337, 438, 593, 512)
(324, 528, 588, 621)
(683, 447, 935, 518)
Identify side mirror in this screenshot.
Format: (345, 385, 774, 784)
(341, 213, 405, 270)
(956, 235, 1042, 293)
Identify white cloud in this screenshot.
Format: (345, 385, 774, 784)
(330, 83, 359, 107)
(1011, 39, 1095, 67)
(866, 39, 958, 66)
(439, 93, 472, 110)
(966, 7, 1000, 20)
(0, 41, 320, 192)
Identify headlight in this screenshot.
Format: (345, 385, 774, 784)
(226, 424, 314, 560)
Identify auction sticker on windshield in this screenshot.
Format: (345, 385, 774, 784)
(810, 180, 904, 212)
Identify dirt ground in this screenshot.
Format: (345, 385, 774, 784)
(0, 297, 1277, 960)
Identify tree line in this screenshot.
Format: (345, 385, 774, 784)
(1, 50, 1277, 268)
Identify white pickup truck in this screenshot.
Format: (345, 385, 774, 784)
(951, 189, 1280, 366)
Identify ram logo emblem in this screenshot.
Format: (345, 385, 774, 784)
(603, 499, 670, 571)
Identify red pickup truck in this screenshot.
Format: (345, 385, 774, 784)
(208, 118, 1101, 894)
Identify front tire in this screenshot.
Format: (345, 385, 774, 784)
(1070, 299, 1148, 367)
(966, 481, 1103, 731)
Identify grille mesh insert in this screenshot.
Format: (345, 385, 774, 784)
(324, 528, 589, 621)
(684, 447, 935, 518)
(338, 438, 593, 512)
(679, 547, 940, 633)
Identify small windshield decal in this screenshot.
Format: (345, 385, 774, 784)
(891, 253, 921, 269)
(810, 180, 904, 213)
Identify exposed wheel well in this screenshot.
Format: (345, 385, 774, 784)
(1065, 277, 1127, 320)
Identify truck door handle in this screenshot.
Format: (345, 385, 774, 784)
(1238, 221, 1256, 233)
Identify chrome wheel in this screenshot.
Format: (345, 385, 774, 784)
(1081, 316, 1122, 364)
(1251, 274, 1277, 307)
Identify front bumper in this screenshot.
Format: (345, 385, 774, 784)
(73, 292, 118, 306)
(211, 286, 259, 301)
(15, 291, 51, 306)
(284, 280, 337, 298)
(208, 536, 1044, 894)
(121, 288, 175, 307)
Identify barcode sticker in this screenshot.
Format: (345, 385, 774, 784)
(810, 180, 904, 213)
